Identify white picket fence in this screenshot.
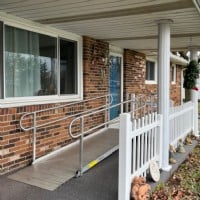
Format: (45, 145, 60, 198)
(169, 101, 194, 146)
(118, 90, 199, 200)
(118, 102, 196, 200)
(118, 112, 162, 200)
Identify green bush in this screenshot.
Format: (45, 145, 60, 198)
(183, 60, 199, 89)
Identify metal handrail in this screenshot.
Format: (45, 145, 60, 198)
(19, 91, 154, 173)
(20, 94, 112, 131)
(69, 94, 151, 137)
(70, 93, 157, 176)
(19, 94, 113, 163)
(69, 99, 132, 138)
(69, 98, 137, 176)
(69, 99, 148, 139)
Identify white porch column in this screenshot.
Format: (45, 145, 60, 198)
(191, 90, 199, 136)
(189, 46, 199, 136)
(157, 19, 173, 171)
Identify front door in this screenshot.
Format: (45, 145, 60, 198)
(109, 55, 121, 120)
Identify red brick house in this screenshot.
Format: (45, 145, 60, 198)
(0, 0, 200, 175)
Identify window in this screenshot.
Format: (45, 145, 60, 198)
(171, 64, 176, 84)
(5, 25, 57, 97)
(145, 60, 156, 84)
(0, 21, 82, 106)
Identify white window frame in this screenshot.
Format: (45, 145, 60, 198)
(171, 64, 176, 84)
(145, 57, 157, 84)
(0, 13, 83, 108)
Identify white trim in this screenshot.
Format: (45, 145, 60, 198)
(109, 45, 123, 55)
(0, 11, 81, 40)
(121, 55, 124, 113)
(78, 37, 83, 100)
(0, 95, 82, 108)
(3, 22, 5, 99)
(171, 64, 176, 84)
(109, 51, 124, 114)
(57, 38, 60, 96)
(145, 57, 157, 84)
(147, 53, 188, 67)
(145, 80, 157, 84)
(170, 53, 188, 66)
(0, 12, 83, 108)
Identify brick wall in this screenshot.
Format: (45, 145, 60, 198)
(123, 49, 146, 95)
(83, 36, 109, 98)
(170, 65, 182, 105)
(0, 36, 109, 174)
(82, 36, 109, 133)
(123, 49, 182, 105)
(0, 38, 182, 175)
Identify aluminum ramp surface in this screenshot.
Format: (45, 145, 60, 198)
(8, 128, 119, 191)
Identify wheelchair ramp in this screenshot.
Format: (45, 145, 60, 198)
(8, 128, 119, 191)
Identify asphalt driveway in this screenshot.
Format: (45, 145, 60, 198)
(0, 152, 118, 200)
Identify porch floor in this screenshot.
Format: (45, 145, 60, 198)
(8, 128, 119, 191)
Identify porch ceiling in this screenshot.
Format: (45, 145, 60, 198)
(1, 0, 200, 54)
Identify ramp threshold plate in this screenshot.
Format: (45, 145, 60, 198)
(76, 145, 119, 176)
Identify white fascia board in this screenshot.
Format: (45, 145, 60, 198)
(147, 53, 188, 67)
(170, 53, 188, 67)
(0, 11, 81, 40)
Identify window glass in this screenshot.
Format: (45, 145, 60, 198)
(146, 60, 155, 81)
(5, 25, 57, 97)
(60, 39, 77, 95)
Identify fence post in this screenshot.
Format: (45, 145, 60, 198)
(131, 94, 135, 119)
(126, 93, 129, 112)
(191, 90, 199, 136)
(118, 113, 132, 200)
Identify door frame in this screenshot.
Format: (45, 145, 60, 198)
(109, 51, 124, 116)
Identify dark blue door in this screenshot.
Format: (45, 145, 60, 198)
(109, 55, 121, 120)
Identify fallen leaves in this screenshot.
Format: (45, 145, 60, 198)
(150, 142, 200, 200)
